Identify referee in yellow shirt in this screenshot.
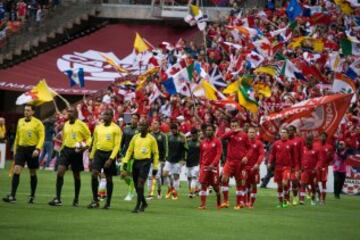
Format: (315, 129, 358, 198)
(88, 109, 122, 209)
(49, 107, 91, 207)
(3, 105, 45, 204)
(123, 119, 159, 213)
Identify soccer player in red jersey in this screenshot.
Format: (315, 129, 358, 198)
(219, 120, 249, 209)
(300, 135, 319, 206)
(244, 127, 264, 208)
(198, 124, 223, 210)
(287, 125, 304, 206)
(314, 132, 334, 204)
(268, 128, 294, 208)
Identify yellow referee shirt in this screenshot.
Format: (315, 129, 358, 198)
(0, 125, 5, 140)
(90, 122, 122, 160)
(123, 133, 159, 170)
(62, 119, 91, 148)
(14, 117, 45, 150)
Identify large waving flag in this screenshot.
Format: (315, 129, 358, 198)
(16, 80, 56, 106)
(193, 79, 225, 100)
(286, 0, 303, 21)
(134, 32, 152, 53)
(184, 4, 208, 31)
(238, 77, 258, 113)
(281, 59, 305, 81)
(260, 94, 353, 141)
(100, 53, 128, 73)
(162, 64, 194, 96)
(65, 68, 85, 88)
(332, 73, 357, 103)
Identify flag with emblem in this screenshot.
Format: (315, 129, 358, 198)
(332, 73, 357, 102)
(65, 68, 85, 88)
(16, 80, 57, 106)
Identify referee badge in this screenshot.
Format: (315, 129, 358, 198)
(141, 147, 148, 154)
(106, 134, 111, 141)
(27, 131, 32, 138)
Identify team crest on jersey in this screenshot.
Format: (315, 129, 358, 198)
(71, 132, 77, 139)
(141, 147, 148, 154)
(106, 134, 111, 141)
(27, 131, 32, 138)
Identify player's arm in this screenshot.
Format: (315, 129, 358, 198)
(89, 126, 98, 160)
(110, 127, 122, 160)
(212, 139, 223, 167)
(81, 122, 92, 148)
(123, 136, 135, 164)
(151, 136, 160, 170)
(35, 121, 45, 151)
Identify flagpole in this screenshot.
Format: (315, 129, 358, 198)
(48, 88, 70, 108)
(52, 99, 60, 113)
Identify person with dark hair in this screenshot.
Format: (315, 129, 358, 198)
(88, 109, 122, 209)
(146, 120, 168, 200)
(48, 107, 91, 207)
(333, 141, 351, 199)
(198, 124, 222, 209)
(268, 128, 294, 208)
(163, 122, 187, 200)
(3, 105, 45, 204)
(122, 119, 159, 213)
(185, 128, 200, 198)
(120, 113, 139, 201)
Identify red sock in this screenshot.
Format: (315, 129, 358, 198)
(300, 185, 305, 202)
(200, 185, 207, 207)
(221, 182, 229, 203)
(321, 182, 327, 201)
(251, 187, 257, 206)
(284, 184, 290, 202)
(236, 185, 242, 205)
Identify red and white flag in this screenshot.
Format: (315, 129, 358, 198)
(260, 94, 353, 141)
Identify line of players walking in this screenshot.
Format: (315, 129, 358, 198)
(2, 106, 335, 212)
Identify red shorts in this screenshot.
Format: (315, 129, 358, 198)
(290, 170, 300, 181)
(316, 167, 328, 183)
(245, 168, 260, 185)
(301, 170, 316, 185)
(199, 167, 220, 186)
(223, 161, 243, 181)
(274, 167, 291, 184)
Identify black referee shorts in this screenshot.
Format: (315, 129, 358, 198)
(15, 146, 39, 169)
(92, 150, 117, 176)
(132, 159, 152, 181)
(58, 147, 84, 172)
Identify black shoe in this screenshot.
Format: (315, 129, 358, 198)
(28, 196, 35, 204)
(139, 202, 148, 212)
(3, 195, 16, 203)
(49, 198, 63, 206)
(72, 199, 79, 207)
(87, 200, 99, 209)
(103, 203, 110, 209)
(131, 206, 140, 213)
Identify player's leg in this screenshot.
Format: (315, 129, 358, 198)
(146, 164, 154, 199)
(282, 169, 291, 207)
(72, 171, 81, 206)
(210, 171, 221, 208)
(89, 168, 101, 209)
(72, 150, 84, 206)
(163, 161, 173, 199)
(104, 160, 116, 209)
(220, 162, 231, 207)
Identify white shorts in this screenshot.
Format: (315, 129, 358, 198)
(148, 163, 164, 178)
(163, 161, 181, 175)
(186, 166, 199, 178)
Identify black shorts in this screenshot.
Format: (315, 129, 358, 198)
(58, 147, 84, 172)
(15, 146, 39, 169)
(132, 159, 151, 181)
(92, 150, 117, 176)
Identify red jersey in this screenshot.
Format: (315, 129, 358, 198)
(301, 145, 319, 170)
(200, 137, 222, 167)
(269, 139, 294, 168)
(221, 130, 249, 161)
(313, 141, 334, 168)
(289, 136, 304, 170)
(246, 139, 265, 167)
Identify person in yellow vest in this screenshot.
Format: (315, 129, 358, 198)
(0, 117, 6, 143)
(87, 109, 122, 209)
(49, 107, 91, 207)
(3, 105, 45, 204)
(122, 119, 159, 213)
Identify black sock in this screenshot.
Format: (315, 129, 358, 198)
(11, 174, 20, 198)
(74, 178, 81, 201)
(138, 186, 146, 205)
(30, 175, 37, 197)
(135, 188, 142, 209)
(91, 177, 99, 202)
(56, 176, 64, 200)
(106, 179, 113, 205)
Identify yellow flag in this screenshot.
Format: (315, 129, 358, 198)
(289, 37, 324, 52)
(190, 4, 200, 16)
(254, 66, 277, 77)
(201, 80, 218, 100)
(33, 80, 57, 106)
(223, 80, 239, 94)
(134, 32, 150, 53)
(253, 83, 272, 98)
(100, 53, 128, 73)
(335, 0, 352, 15)
(237, 91, 258, 113)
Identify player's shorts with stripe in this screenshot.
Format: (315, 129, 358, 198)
(199, 167, 219, 186)
(274, 167, 291, 184)
(164, 161, 181, 175)
(186, 165, 199, 178)
(223, 160, 243, 181)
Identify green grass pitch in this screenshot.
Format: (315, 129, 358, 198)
(0, 164, 359, 240)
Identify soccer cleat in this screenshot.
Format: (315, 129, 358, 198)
(146, 195, 154, 201)
(171, 195, 178, 200)
(292, 197, 299, 206)
(103, 203, 110, 210)
(3, 195, 16, 203)
(276, 204, 282, 208)
(220, 201, 229, 208)
(124, 193, 133, 201)
(131, 206, 140, 213)
(234, 205, 242, 210)
(311, 200, 316, 206)
(198, 205, 206, 210)
(188, 193, 194, 199)
(87, 201, 100, 209)
(157, 194, 162, 200)
(48, 198, 62, 206)
(28, 196, 35, 204)
(282, 202, 289, 208)
(139, 202, 148, 212)
(165, 190, 172, 199)
(72, 198, 79, 207)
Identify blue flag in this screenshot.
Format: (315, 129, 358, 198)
(286, 0, 302, 21)
(65, 68, 85, 88)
